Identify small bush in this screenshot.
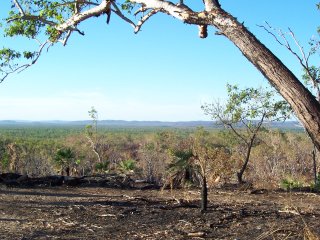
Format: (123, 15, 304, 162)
(118, 159, 136, 174)
(280, 177, 303, 191)
(95, 161, 109, 173)
(1, 153, 10, 170)
(310, 174, 320, 192)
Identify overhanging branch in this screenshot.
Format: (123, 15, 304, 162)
(0, 41, 51, 83)
(112, 2, 136, 29)
(56, 0, 110, 32)
(130, 0, 191, 20)
(134, 9, 160, 33)
(7, 15, 57, 26)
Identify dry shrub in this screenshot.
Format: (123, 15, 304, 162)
(138, 141, 169, 184)
(246, 130, 313, 189)
(206, 148, 234, 187)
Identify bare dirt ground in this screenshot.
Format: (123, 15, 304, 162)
(0, 185, 320, 240)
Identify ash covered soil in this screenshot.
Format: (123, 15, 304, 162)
(0, 185, 320, 240)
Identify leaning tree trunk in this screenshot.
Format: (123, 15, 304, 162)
(237, 142, 253, 184)
(237, 122, 263, 184)
(185, 8, 320, 151)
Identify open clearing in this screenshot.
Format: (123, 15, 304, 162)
(0, 186, 320, 240)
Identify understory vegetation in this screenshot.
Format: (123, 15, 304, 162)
(0, 124, 317, 191)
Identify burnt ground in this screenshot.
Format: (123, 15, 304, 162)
(0, 185, 320, 240)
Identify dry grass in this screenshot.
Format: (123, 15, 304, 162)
(304, 226, 319, 240)
(255, 228, 290, 240)
(255, 199, 320, 240)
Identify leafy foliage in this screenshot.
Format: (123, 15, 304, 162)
(224, 84, 291, 123)
(118, 159, 136, 173)
(86, 106, 99, 137)
(202, 84, 292, 141)
(121, 0, 136, 13)
(0, 150, 10, 171)
(310, 174, 320, 191)
(95, 161, 109, 173)
(202, 84, 292, 183)
(192, 127, 232, 181)
(280, 177, 303, 191)
(165, 148, 196, 188)
(54, 147, 75, 170)
(5, 0, 74, 40)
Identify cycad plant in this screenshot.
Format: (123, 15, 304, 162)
(118, 159, 136, 174)
(164, 149, 198, 189)
(54, 147, 75, 176)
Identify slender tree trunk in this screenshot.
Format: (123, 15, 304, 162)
(312, 146, 318, 187)
(85, 135, 102, 163)
(201, 175, 208, 212)
(66, 166, 70, 177)
(186, 8, 320, 150)
(237, 140, 254, 184)
(236, 121, 263, 184)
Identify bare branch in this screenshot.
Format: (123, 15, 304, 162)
(288, 28, 308, 66)
(130, 0, 191, 21)
(241, 119, 252, 134)
(75, 0, 80, 14)
(132, 0, 217, 38)
(287, 28, 320, 97)
(111, 2, 136, 29)
(259, 22, 320, 99)
(259, 23, 305, 67)
(0, 71, 9, 83)
(12, 0, 25, 15)
(134, 6, 150, 16)
(202, 0, 220, 11)
(134, 9, 160, 33)
(226, 122, 247, 144)
(260, 26, 301, 66)
(258, 23, 286, 48)
(56, 0, 110, 32)
(59, 30, 73, 46)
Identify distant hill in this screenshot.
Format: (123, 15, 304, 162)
(0, 120, 304, 130)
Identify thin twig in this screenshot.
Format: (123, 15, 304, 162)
(258, 22, 320, 97)
(59, 30, 72, 46)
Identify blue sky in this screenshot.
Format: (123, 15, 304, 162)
(0, 0, 319, 121)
